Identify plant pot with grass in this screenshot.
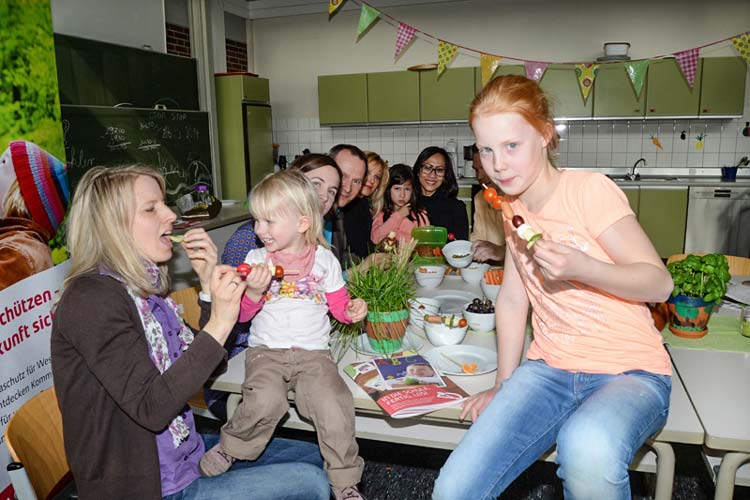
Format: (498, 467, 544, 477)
(344, 239, 418, 354)
(666, 254, 731, 338)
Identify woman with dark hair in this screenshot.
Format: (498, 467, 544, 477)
(412, 146, 469, 240)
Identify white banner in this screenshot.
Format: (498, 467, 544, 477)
(0, 261, 70, 500)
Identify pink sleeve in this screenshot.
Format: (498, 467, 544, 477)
(326, 287, 353, 324)
(239, 294, 265, 322)
(371, 211, 404, 244)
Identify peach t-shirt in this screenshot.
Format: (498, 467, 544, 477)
(507, 170, 671, 376)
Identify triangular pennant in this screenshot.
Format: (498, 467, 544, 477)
(357, 4, 380, 37)
(674, 48, 699, 88)
(575, 63, 599, 103)
(624, 60, 649, 98)
(731, 33, 750, 66)
(480, 54, 502, 87)
(394, 22, 417, 60)
(524, 61, 548, 82)
(328, 0, 344, 16)
(437, 40, 458, 76)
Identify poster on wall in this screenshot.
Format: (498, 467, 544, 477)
(0, 0, 68, 498)
(0, 262, 70, 500)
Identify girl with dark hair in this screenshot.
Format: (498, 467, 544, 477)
(371, 164, 429, 245)
(412, 146, 469, 239)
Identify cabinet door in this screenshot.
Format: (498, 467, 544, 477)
(242, 76, 270, 104)
(539, 65, 593, 119)
(646, 59, 702, 117)
(593, 64, 646, 118)
(699, 57, 747, 117)
(620, 186, 640, 216)
(638, 187, 688, 258)
(420, 67, 475, 121)
(368, 71, 420, 123)
(318, 74, 368, 125)
(474, 65, 525, 93)
(246, 104, 274, 189)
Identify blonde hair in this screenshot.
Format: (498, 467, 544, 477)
(64, 165, 170, 296)
(364, 151, 389, 215)
(2, 181, 31, 220)
(249, 170, 328, 249)
(470, 75, 559, 166)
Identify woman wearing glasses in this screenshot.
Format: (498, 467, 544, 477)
(412, 146, 469, 240)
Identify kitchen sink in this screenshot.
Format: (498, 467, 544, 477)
(607, 175, 681, 182)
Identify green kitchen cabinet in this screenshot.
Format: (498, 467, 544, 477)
(367, 71, 420, 123)
(539, 65, 593, 119)
(593, 63, 647, 118)
(699, 57, 747, 117)
(420, 67, 475, 121)
(215, 74, 273, 200)
(619, 185, 640, 216)
(318, 74, 368, 125)
(474, 64, 525, 93)
(646, 59, 702, 117)
(638, 187, 688, 258)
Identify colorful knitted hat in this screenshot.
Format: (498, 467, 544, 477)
(9, 141, 70, 234)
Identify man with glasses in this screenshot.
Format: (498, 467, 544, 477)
(413, 146, 469, 240)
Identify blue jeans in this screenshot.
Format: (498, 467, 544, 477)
(164, 434, 329, 500)
(433, 360, 671, 500)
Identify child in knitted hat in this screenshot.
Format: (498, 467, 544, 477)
(0, 140, 70, 291)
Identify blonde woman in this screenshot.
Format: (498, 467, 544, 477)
(363, 151, 388, 216)
(51, 165, 328, 500)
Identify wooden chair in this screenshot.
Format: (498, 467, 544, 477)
(666, 253, 750, 275)
(168, 286, 215, 418)
(4, 387, 73, 500)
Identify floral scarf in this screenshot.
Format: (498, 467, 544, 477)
(100, 264, 194, 448)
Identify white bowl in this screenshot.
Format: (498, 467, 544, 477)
(414, 265, 446, 288)
(408, 297, 441, 328)
(480, 278, 502, 302)
(463, 303, 496, 333)
(424, 318, 468, 346)
(460, 262, 490, 285)
(442, 240, 473, 268)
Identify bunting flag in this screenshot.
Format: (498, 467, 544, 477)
(575, 63, 599, 103)
(394, 22, 417, 60)
(357, 4, 380, 37)
(480, 54, 502, 86)
(437, 40, 458, 76)
(524, 61, 548, 82)
(328, 0, 344, 16)
(674, 48, 699, 88)
(624, 60, 649, 98)
(731, 33, 750, 66)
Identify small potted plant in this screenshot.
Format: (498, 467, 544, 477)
(666, 254, 731, 338)
(340, 238, 418, 354)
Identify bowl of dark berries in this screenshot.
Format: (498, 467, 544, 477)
(463, 299, 496, 333)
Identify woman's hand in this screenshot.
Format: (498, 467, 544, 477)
(182, 229, 218, 293)
(244, 265, 272, 302)
(472, 240, 505, 263)
(530, 239, 590, 282)
(346, 298, 368, 322)
(203, 265, 245, 344)
(459, 387, 499, 422)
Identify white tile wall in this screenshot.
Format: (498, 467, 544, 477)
(274, 117, 750, 176)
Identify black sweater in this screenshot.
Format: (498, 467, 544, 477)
(419, 191, 469, 240)
(342, 197, 374, 259)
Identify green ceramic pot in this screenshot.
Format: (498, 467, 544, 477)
(666, 295, 716, 339)
(364, 309, 409, 354)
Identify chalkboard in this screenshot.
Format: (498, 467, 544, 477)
(61, 105, 212, 202)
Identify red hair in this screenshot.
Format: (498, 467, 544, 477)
(469, 75, 559, 164)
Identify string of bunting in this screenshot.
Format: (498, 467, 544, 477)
(329, 0, 749, 103)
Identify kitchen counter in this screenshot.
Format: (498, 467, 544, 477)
(458, 176, 750, 188)
(173, 202, 250, 232)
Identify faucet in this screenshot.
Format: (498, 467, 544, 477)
(626, 158, 646, 181)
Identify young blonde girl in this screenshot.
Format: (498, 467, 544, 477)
(370, 164, 429, 245)
(433, 75, 673, 500)
(200, 170, 368, 500)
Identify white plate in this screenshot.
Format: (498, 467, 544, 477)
(352, 329, 424, 356)
(430, 291, 481, 314)
(423, 345, 498, 376)
(725, 275, 750, 305)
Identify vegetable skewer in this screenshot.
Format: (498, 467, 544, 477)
(481, 184, 543, 249)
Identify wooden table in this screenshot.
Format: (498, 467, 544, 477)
(209, 275, 704, 500)
(668, 347, 750, 499)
